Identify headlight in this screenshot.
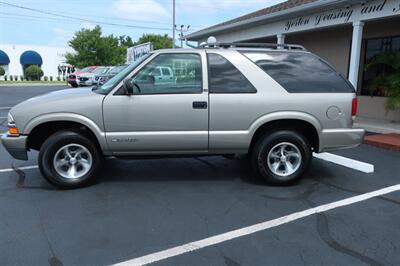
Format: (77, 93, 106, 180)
(7, 112, 15, 126)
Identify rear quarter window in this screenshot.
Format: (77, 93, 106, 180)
(243, 51, 355, 93)
(207, 53, 257, 93)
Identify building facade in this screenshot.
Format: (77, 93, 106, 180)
(0, 44, 72, 79)
(187, 0, 400, 122)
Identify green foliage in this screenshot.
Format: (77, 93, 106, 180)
(137, 34, 173, 50)
(14, 75, 18, 81)
(10, 75, 13, 81)
(44, 76, 48, 81)
(50, 76, 53, 81)
(65, 25, 126, 68)
(20, 75, 24, 81)
(57, 76, 61, 81)
(24, 65, 44, 81)
(119, 35, 134, 48)
(365, 52, 400, 111)
(0, 66, 5, 76)
(4, 75, 7, 81)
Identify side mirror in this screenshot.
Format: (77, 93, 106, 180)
(122, 79, 141, 95)
(123, 79, 134, 95)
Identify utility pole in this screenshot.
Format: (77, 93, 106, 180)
(172, 0, 176, 48)
(175, 24, 190, 47)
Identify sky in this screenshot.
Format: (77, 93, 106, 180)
(0, 0, 284, 47)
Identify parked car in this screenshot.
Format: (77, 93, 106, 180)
(77, 66, 110, 86)
(93, 65, 128, 86)
(1, 42, 364, 189)
(67, 66, 98, 87)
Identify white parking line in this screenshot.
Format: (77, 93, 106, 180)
(113, 184, 400, 266)
(313, 152, 374, 173)
(0, 107, 12, 110)
(0, 165, 38, 173)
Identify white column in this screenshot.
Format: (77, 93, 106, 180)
(348, 21, 364, 89)
(277, 34, 286, 45)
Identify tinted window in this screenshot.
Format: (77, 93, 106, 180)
(207, 53, 256, 93)
(244, 52, 354, 93)
(131, 53, 202, 94)
(162, 68, 170, 75)
(152, 68, 161, 76)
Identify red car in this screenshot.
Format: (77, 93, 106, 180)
(67, 66, 98, 87)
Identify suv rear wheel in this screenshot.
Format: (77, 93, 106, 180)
(251, 130, 312, 185)
(38, 131, 102, 189)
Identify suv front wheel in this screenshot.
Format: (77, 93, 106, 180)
(38, 131, 102, 189)
(251, 130, 312, 185)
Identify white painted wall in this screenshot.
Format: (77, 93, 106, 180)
(0, 44, 73, 78)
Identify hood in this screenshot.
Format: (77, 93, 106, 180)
(79, 73, 95, 78)
(11, 88, 106, 133)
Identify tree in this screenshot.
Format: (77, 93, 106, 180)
(65, 26, 126, 68)
(0, 66, 5, 76)
(119, 35, 134, 48)
(137, 34, 173, 50)
(365, 52, 400, 111)
(24, 65, 44, 81)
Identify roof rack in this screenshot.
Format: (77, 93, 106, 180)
(199, 42, 306, 51)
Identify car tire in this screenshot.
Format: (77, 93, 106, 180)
(251, 130, 312, 185)
(38, 131, 102, 189)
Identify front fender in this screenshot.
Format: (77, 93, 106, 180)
(23, 113, 109, 152)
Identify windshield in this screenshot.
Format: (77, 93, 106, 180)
(93, 67, 107, 74)
(79, 67, 97, 73)
(94, 55, 151, 94)
(110, 65, 128, 74)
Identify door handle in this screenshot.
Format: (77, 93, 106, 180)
(192, 101, 207, 109)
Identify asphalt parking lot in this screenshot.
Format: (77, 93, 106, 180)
(1, 85, 400, 266)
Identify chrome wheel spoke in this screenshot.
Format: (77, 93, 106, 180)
(55, 158, 68, 168)
(79, 159, 91, 172)
(286, 151, 300, 159)
(67, 164, 77, 178)
(270, 152, 280, 159)
(285, 161, 294, 174)
(280, 144, 287, 155)
(64, 147, 73, 159)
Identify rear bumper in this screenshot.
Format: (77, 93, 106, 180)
(318, 128, 365, 152)
(1, 134, 28, 160)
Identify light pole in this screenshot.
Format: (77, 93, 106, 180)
(175, 24, 191, 48)
(172, 0, 176, 48)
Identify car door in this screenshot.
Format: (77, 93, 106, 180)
(102, 51, 209, 155)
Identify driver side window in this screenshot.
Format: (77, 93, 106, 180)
(131, 53, 202, 94)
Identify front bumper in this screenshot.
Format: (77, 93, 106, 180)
(78, 79, 93, 86)
(318, 128, 365, 152)
(1, 134, 28, 160)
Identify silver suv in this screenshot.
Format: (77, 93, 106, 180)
(1, 43, 364, 188)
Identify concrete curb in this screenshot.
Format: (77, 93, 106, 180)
(363, 133, 400, 151)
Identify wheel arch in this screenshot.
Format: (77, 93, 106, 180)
(248, 112, 321, 153)
(25, 113, 108, 153)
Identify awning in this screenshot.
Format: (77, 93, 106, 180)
(0, 50, 10, 65)
(20, 50, 43, 65)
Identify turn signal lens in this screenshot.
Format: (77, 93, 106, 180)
(351, 98, 358, 117)
(8, 127, 20, 137)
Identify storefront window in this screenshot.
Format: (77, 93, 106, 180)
(361, 36, 400, 96)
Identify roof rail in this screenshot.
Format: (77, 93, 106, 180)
(199, 42, 306, 50)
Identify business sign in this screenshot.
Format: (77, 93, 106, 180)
(284, 0, 400, 32)
(212, 0, 400, 43)
(126, 42, 153, 64)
